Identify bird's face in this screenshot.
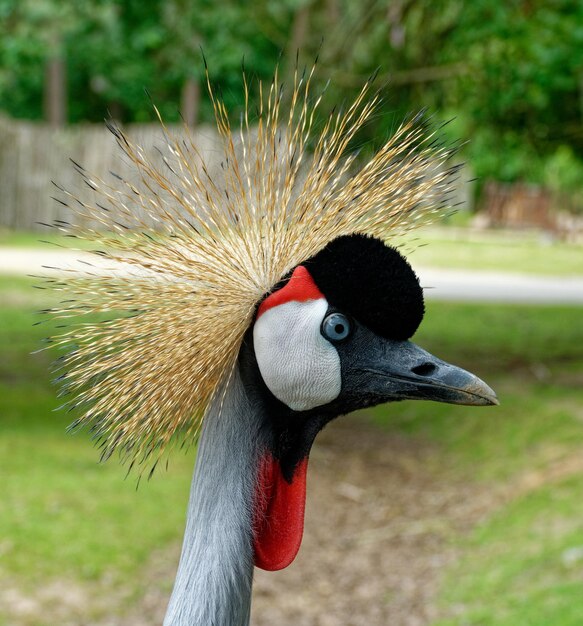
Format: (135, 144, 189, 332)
(240, 235, 497, 571)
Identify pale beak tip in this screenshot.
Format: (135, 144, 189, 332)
(474, 382, 499, 406)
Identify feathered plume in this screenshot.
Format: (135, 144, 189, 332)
(48, 64, 458, 467)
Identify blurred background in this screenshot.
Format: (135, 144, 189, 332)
(1, 1, 583, 625)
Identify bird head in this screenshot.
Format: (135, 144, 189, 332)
(50, 68, 499, 578)
(241, 234, 497, 570)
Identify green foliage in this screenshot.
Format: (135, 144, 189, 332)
(545, 146, 583, 214)
(1, 1, 583, 197)
(441, 1, 583, 188)
(0, 0, 280, 122)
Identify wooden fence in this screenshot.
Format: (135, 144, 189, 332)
(476, 180, 583, 240)
(0, 117, 222, 231)
(0, 116, 473, 231)
(478, 181, 556, 230)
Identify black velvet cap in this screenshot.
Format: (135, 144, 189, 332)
(303, 234, 424, 341)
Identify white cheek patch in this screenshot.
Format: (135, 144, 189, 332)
(253, 299, 341, 411)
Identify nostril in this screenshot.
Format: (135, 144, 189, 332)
(411, 362, 437, 377)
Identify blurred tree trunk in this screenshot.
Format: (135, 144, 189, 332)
(44, 55, 67, 128)
(108, 101, 124, 123)
(387, 0, 406, 49)
(181, 77, 200, 128)
(325, 0, 340, 26)
(284, 1, 311, 88)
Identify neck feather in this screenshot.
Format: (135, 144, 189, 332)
(163, 368, 265, 626)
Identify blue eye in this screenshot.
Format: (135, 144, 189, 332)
(322, 313, 352, 342)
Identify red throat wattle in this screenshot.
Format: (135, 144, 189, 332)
(253, 453, 309, 571)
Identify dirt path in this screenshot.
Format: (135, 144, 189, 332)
(115, 415, 491, 626)
(1, 415, 496, 626)
(250, 417, 490, 626)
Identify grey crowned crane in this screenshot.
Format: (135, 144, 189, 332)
(49, 66, 497, 625)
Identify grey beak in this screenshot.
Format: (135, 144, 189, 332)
(397, 345, 499, 406)
(353, 339, 499, 407)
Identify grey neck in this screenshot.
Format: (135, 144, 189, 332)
(163, 368, 265, 626)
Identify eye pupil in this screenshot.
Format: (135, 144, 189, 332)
(322, 313, 352, 342)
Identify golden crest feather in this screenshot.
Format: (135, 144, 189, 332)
(49, 64, 458, 466)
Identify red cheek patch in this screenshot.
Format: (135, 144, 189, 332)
(257, 266, 323, 318)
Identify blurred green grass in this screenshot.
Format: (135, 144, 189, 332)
(401, 227, 583, 276)
(375, 298, 583, 625)
(0, 277, 195, 613)
(375, 302, 583, 479)
(434, 475, 583, 626)
(3, 226, 583, 276)
(1, 276, 583, 625)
